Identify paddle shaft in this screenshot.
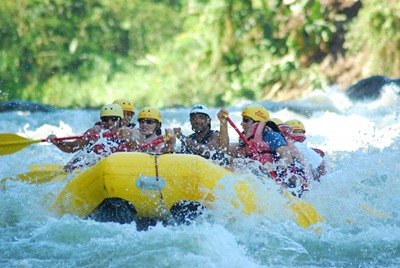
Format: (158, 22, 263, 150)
(45, 133, 114, 143)
(225, 116, 277, 178)
(0, 132, 115, 156)
(225, 117, 257, 154)
(1, 130, 170, 156)
(137, 135, 165, 150)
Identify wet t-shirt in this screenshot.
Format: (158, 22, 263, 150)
(262, 129, 287, 151)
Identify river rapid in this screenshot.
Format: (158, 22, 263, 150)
(1, 86, 399, 267)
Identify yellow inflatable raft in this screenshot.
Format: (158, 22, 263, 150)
(49, 152, 323, 229)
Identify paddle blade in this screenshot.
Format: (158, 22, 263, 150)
(286, 192, 324, 229)
(29, 164, 65, 172)
(0, 134, 43, 156)
(0, 132, 113, 156)
(1, 170, 68, 187)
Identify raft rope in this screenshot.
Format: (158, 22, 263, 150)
(154, 155, 168, 217)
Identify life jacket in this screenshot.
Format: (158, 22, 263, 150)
(137, 134, 165, 153)
(242, 122, 274, 164)
(291, 135, 306, 143)
(278, 124, 294, 139)
(91, 136, 134, 154)
(251, 122, 310, 196)
(184, 130, 228, 165)
(312, 147, 325, 158)
(67, 131, 132, 171)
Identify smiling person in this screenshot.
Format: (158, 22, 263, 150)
(46, 104, 136, 171)
(113, 99, 136, 128)
(137, 107, 176, 153)
(217, 105, 310, 194)
(174, 104, 228, 165)
(217, 104, 287, 161)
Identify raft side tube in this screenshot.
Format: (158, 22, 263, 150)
(50, 158, 109, 218)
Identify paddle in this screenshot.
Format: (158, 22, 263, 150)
(137, 135, 169, 150)
(0, 132, 116, 156)
(1, 133, 172, 186)
(224, 115, 324, 229)
(224, 116, 276, 176)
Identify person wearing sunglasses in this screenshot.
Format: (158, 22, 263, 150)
(174, 104, 228, 165)
(137, 107, 176, 153)
(217, 105, 308, 191)
(217, 104, 282, 159)
(92, 99, 136, 129)
(46, 103, 136, 171)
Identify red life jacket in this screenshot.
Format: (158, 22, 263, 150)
(312, 147, 325, 158)
(278, 124, 294, 139)
(138, 134, 165, 153)
(90, 132, 133, 155)
(291, 135, 306, 143)
(243, 122, 275, 164)
(67, 131, 133, 171)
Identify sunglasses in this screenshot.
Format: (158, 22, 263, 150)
(101, 116, 120, 122)
(138, 119, 157, 125)
(242, 117, 252, 123)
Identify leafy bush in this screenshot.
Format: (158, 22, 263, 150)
(0, 0, 398, 108)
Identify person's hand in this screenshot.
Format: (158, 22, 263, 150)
(165, 128, 176, 144)
(130, 128, 144, 143)
(260, 161, 276, 171)
(46, 134, 59, 145)
(173, 127, 182, 139)
(117, 127, 131, 140)
(217, 108, 229, 122)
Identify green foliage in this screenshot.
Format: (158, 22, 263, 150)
(0, 0, 399, 108)
(345, 0, 400, 75)
(0, 0, 181, 106)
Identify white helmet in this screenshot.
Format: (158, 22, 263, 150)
(190, 104, 210, 118)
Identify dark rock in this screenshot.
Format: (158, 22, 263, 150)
(87, 198, 137, 224)
(345, 75, 400, 101)
(0, 100, 55, 112)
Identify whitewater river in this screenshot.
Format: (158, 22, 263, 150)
(1, 86, 399, 267)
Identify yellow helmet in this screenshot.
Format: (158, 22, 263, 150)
(241, 104, 270, 122)
(113, 99, 135, 114)
(138, 107, 162, 125)
(270, 118, 283, 125)
(285, 119, 306, 133)
(100, 104, 124, 119)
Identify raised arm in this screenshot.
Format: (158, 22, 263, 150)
(217, 108, 229, 153)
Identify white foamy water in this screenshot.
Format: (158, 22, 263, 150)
(1, 87, 399, 267)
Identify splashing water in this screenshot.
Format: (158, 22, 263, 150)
(1, 87, 399, 267)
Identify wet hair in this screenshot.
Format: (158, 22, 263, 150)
(155, 124, 162, 136)
(266, 120, 285, 139)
